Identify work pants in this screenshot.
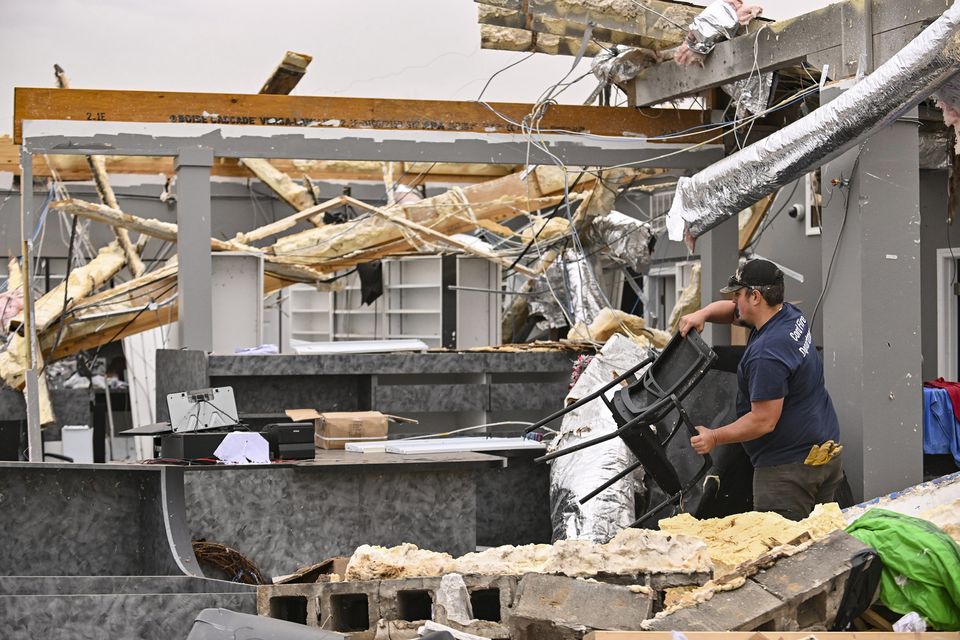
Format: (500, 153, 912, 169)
(752, 453, 844, 521)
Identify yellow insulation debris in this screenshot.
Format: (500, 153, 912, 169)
(658, 502, 847, 577)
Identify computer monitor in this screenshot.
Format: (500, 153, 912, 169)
(166, 387, 239, 433)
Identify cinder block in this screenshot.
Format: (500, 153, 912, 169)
(378, 577, 442, 622)
(644, 531, 879, 633)
(641, 579, 786, 632)
(509, 573, 654, 639)
(317, 579, 382, 637)
(462, 574, 518, 626)
(257, 582, 326, 627)
(751, 530, 877, 630)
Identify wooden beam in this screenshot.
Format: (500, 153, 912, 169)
(269, 166, 590, 264)
(236, 196, 346, 243)
(239, 52, 319, 213)
(41, 270, 312, 360)
(738, 191, 777, 251)
(239, 157, 316, 211)
(525, 0, 696, 45)
(50, 64, 145, 278)
(87, 155, 146, 277)
(13, 88, 712, 144)
(49, 198, 329, 284)
(259, 51, 312, 95)
(343, 196, 539, 277)
(0, 242, 127, 389)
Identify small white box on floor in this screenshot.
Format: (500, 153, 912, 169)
(61, 425, 94, 463)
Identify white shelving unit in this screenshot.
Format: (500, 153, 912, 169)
(384, 256, 442, 347)
(288, 283, 332, 347)
(283, 256, 501, 351)
(332, 271, 383, 341)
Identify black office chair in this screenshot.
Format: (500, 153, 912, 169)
(526, 329, 718, 527)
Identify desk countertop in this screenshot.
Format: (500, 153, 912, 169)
(0, 450, 507, 474)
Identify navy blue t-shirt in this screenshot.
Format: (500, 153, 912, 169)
(736, 302, 840, 467)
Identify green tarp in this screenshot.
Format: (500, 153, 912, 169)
(846, 508, 960, 630)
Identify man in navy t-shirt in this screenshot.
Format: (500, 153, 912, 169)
(679, 258, 843, 520)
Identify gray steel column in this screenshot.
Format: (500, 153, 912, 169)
(820, 102, 922, 502)
(20, 148, 42, 461)
(174, 147, 214, 351)
(698, 214, 739, 346)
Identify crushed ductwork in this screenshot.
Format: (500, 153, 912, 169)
(667, 1, 960, 243)
(527, 249, 607, 329)
(722, 72, 775, 117)
(586, 211, 655, 272)
(527, 213, 654, 330)
(587, 47, 662, 104)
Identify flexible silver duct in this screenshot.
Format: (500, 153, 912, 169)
(667, 1, 960, 242)
(549, 334, 648, 542)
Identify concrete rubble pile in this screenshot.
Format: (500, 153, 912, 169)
(256, 502, 876, 639)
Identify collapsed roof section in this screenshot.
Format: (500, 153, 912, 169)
(475, 0, 703, 56)
(666, 0, 960, 244)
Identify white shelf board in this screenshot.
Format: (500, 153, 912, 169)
(384, 309, 441, 315)
(385, 284, 441, 290)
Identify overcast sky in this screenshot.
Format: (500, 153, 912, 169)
(0, 0, 832, 137)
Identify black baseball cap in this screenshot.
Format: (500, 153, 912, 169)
(720, 259, 784, 293)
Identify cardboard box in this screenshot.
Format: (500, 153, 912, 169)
(285, 409, 415, 450)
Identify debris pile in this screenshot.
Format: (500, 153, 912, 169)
(659, 502, 847, 577)
(344, 527, 712, 582)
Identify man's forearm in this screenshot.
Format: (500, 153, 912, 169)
(711, 411, 774, 445)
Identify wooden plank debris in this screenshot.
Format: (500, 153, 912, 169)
(235, 196, 346, 244)
(240, 51, 319, 213)
(51, 65, 145, 278)
(738, 191, 777, 251)
(49, 198, 330, 285)
(258, 51, 312, 95)
(239, 157, 316, 211)
(0, 242, 127, 389)
(268, 166, 588, 267)
(343, 195, 541, 277)
(87, 155, 146, 277)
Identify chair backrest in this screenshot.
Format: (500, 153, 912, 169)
(610, 330, 717, 427)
